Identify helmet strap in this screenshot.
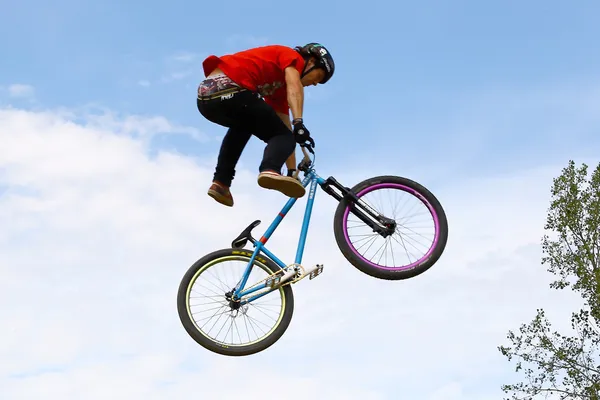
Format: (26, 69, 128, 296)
(301, 65, 318, 79)
(300, 57, 322, 79)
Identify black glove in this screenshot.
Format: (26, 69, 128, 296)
(292, 118, 315, 148)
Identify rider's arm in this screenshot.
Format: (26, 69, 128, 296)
(284, 66, 303, 121)
(277, 111, 297, 171)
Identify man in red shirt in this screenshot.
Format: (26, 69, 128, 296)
(197, 43, 335, 207)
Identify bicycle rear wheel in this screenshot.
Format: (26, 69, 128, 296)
(177, 248, 294, 356)
(333, 175, 448, 280)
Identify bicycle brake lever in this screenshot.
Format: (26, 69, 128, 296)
(300, 145, 313, 157)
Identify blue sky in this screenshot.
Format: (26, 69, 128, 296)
(1, 1, 600, 399)
(3, 0, 599, 179)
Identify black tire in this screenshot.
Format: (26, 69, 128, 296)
(333, 175, 448, 280)
(177, 248, 294, 356)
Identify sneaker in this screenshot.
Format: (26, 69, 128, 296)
(207, 181, 234, 207)
(257, 170, 306, 198)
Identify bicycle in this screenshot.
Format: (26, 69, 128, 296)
(177, 144, 448, 356)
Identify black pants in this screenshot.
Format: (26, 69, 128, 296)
(197, 90, 295, 187)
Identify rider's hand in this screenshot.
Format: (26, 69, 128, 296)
(292, 118, 315, 148)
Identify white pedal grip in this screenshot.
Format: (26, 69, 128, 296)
(305, 264, 324, 280)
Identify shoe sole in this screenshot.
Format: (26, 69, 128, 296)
(207, 189, 233, 207)
(257, 174, 306, 198)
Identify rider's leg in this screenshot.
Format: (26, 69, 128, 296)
(213, 126, 251, 187)
(197, 87, 304, 202)
(205, 126, 251, 206)
(233, 96, 305, 198)
(197, 89, 252, 206)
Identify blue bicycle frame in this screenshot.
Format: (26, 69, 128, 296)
(233, 166, 327, 304)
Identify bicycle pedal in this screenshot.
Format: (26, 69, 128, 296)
(265, 274, 282, 288)
(266, 267, 297, 288)
(308, 264, 324, 280)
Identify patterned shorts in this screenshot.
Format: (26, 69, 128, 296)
(197, 73, 247, 101)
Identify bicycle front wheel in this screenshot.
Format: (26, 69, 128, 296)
(177, 248, 294, 356)
(333, 175, 448, 280)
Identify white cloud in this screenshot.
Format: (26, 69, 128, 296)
(137, 80, 150, 87)
(7, 84, 35, 98)
(84, 110, 206, 142)
(0, 105, 597, 399)
(36, 104, 207, 143)
(427, 382, 463, 400)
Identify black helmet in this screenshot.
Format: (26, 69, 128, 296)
(294, 43, 335, 84)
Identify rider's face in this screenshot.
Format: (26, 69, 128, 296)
(301, 59, 326, 86)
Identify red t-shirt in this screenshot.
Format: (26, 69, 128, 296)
(202, 45, 306, 114)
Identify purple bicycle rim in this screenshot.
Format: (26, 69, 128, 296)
(342, 183, 440, 271)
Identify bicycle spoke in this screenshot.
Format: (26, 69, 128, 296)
(186, 257, 285, 347)
(344, 185, 437, 268)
